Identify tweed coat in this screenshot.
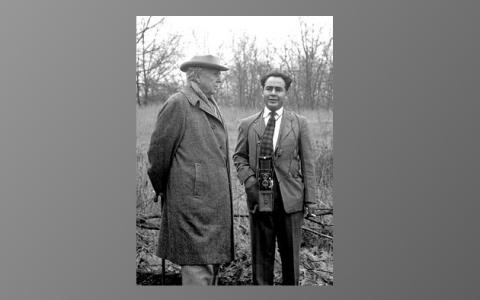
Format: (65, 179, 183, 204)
(233, 110, 317, 213)
(147, 83, 234, 265)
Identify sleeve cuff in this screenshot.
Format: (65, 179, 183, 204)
(238, 168, 255, 184)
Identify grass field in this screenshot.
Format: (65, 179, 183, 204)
(136, 103, 333, 285)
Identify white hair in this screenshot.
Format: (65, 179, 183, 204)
(186, 67, 204, 83)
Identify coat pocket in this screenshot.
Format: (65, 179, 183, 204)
(193, 163, 203, 197)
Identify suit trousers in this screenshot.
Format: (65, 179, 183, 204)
(249, 174, 304, 285)
(181, 264, 219, 285)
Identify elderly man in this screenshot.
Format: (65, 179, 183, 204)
(147, 55, 233, 285)
(233, 70, 317, 285)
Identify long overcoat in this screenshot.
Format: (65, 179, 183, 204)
(147, 83, 234, 265)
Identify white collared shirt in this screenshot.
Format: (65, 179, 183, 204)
(263, 107, 284, 150)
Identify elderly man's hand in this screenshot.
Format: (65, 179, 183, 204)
(153, 192, 164, 203)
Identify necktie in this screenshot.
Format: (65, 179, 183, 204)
(260, 112, 276, 157)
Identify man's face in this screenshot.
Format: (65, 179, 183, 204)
(197, 68, 222, 96)
(262, 76, 287, 111)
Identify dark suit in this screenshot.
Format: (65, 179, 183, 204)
(233, 109, 317, 285)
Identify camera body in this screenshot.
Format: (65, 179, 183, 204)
(257, 156, 274, 212)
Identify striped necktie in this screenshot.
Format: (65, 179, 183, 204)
(260, 111, 276, 157)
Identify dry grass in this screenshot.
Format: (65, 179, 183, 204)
(136, 102, 333, 285)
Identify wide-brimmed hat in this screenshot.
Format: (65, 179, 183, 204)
(180, 55, 229, 72)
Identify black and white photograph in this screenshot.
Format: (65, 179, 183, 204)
(136, 16, 333, 286)
(4, 0, 480, 299)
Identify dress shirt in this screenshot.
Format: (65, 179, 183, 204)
(262, 107, 283, 150)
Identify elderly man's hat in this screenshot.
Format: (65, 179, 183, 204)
(180, 55, 229, 72)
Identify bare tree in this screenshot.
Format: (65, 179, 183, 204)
(277, 18, 333, 110)
(136, 17, 161, 105)
(136, 17, 181, 105)
(229, 35, 272, 109)
(317, 37, 333, 109)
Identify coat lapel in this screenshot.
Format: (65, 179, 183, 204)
(252, 112, 265, 138)
(276, 110, 294, 149)
(182, 83, 223, 124)
(251, 110, 294, 148)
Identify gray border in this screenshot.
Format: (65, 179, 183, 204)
(1, 0, 479, 299)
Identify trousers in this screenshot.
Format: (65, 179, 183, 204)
(249, 174, 304, 285)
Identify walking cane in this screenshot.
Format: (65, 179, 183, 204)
(154, 192, 166, 285)
(161, 258, 165, 285)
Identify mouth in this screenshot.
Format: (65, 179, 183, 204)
(267, 100, 278, 105)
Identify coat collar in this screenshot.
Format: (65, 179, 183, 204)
(181, 82, 224, 125)
(262, 107, 284, 120)
(252, 108, 295, 147)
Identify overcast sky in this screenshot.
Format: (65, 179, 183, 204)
(138, 16, 332, 63)
(137, 16, 332, 79)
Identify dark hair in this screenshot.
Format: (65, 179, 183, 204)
(260, 71, 293, 91)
